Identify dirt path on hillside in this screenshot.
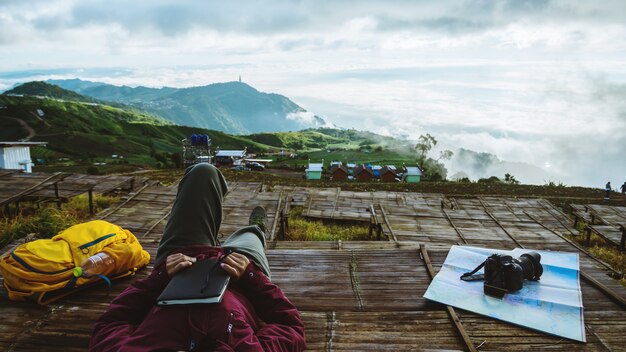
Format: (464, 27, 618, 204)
(0, 116, 36, 141)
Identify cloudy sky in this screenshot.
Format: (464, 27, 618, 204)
(1, 0, 625, 186)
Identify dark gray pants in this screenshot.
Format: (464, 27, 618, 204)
(155, 163, 271, 279)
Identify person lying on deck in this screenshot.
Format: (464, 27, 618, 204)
(89, 163, 306, 352)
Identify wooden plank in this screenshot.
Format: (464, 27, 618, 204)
(97, 182, 154, 220)
(0, 172, 65, 206)
(524, 211, 620, 276)
(378, 205, 397, 243)
(420, 245, 477, 352)
(441, 208, 468, 244)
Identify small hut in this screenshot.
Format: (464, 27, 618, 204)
(330, 164, 349, 181)
(306, 161, 323, 180)
(380, 165, 398, 182)
(402, 166, 422, 183)
(354, 164, 373, 182)
(214, 148, 247, 167)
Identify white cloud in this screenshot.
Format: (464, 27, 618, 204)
(1, 1, 625, 186)
(286, 111, 316, 124)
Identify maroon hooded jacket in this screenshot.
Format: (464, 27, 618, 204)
(89, 245, 306, 351)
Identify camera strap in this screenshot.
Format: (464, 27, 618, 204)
(460, 261, 486, 282)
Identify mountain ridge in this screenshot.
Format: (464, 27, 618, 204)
(48, 78, 328, 134)
(5, 81, 100, 103)
(0, 94, 385, 168)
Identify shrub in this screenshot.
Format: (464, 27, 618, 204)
(86, 166, 100, 175)
(0, 194, 118, 249)
(478, 176, 501, 183)
(154, 152, 168, 164)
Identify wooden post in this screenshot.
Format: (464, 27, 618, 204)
(278, 211, 286, 241)
(284, 213, 289, 235)
(585, 227, 592, 246)
(620, 225, 625, 253)
(54, 182, 61, 209)
(88, 188, 94, 216)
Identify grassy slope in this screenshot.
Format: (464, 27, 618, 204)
(245, 128, 417, 167)
(0, 94, 417, 171)
(0, 95, 276, 164)
(5, 81, 418, 169)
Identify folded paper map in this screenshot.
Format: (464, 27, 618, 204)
(424, 245, 585, 342)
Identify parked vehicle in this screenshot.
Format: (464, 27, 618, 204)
(247, 162, 265, 171)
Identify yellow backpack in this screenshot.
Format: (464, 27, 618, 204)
(0, 220, 150, 304)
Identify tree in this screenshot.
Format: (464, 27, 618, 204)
(154, 152, 168, 164)
(438, 150, 454, 161)
(478, 176, 501, 183)
(413, 134, 453, 181)
(170, 152, 183, 168)
(148, 140, 156, 157)
(291, 140, 305, 153)
(415, 134, 437, 165)
(504, 173, 520, 185)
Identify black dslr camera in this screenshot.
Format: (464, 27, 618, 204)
(461, 252, 543, 298)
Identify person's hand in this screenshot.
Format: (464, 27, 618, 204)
(221, 252, 250, 280)
(165, 253, 196, 277)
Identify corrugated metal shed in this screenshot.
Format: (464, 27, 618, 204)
(307, 163, 323, 171)
(404, 166, 422, 176)
(0, 142, 47, 173)
(215, 150, 247, 157)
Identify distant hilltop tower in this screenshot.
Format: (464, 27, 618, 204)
(239, 75, 242, 83)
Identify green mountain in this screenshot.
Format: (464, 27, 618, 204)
(5, 81, 100, 103)
(0, 93, 406, 170)
(0, 94, 265, 163)
(246, 128, 409, 151)
(48, 79, 327, 134)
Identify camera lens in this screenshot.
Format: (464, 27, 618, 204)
(518, 252, 543, 280)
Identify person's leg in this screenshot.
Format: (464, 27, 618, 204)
(222, 225, 272, 280)
(155, 163, 228, 266)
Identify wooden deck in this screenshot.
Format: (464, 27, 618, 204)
(0, 171, 141, 216)
(0, 177, 625, 351)
(0, 171, 67, 207)
(572, 204, 626, 251)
